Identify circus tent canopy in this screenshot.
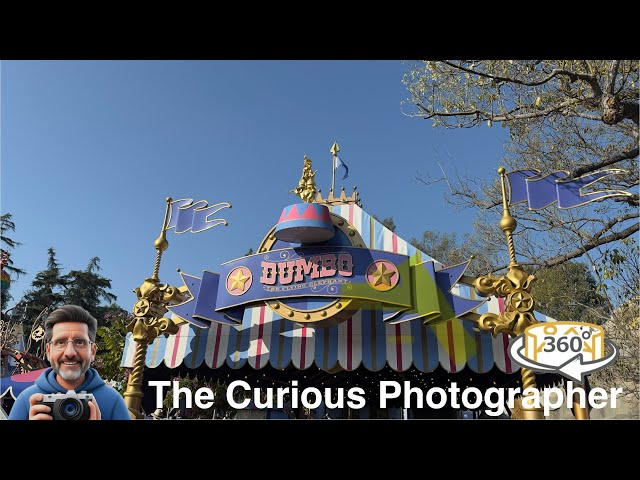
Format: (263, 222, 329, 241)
(121, 204, 552, 375)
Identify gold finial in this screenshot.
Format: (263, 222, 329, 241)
(151, 197, 172, 279)
(498, 167, 518, 267)
(330, 142, 340, 195)
(290, 154, 317, 203)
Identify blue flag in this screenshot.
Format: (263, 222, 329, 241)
(334, 155, 349, 180)
(506, 169, 631, 209)
(166, 198, 231, 233)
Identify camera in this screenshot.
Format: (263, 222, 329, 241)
(40, 390, 95, 420)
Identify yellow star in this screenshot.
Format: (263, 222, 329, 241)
(229, 269, 250, 291)
(371, 262, 395, 286)
(512, 292, 532, 309)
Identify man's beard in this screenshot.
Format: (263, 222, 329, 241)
(52, 357, 90, 382)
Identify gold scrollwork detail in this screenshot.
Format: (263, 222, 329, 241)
(478, 311, 537, 337)
(471, 265, 539, 337)
(129, 276, 185, 343)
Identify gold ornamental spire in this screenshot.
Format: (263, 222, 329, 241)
(290, 154, 317, 203)
(330, 141, 339, 194)
(466, 167, 544, 419)
(123, 197, 185, 419)
(498, 167, 519, 267)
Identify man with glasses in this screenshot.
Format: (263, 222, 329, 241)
(8, 305, 131, 420)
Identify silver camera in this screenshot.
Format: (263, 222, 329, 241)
(40, 390, 95, 420)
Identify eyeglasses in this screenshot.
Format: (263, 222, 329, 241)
(49, 338, 93, 351)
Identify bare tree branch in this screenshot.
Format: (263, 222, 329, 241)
(440, 60, 602, 94)
(572, 146, 639, 177)
(591, 212, 640, 239)
(492, 221, 639, 271)
(416, 97, 583, 123)
(607, 60, 621, 95)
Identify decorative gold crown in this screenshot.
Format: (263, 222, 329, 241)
(314, 186, 362, 207)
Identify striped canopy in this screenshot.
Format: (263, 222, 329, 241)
(121, 204, 552, 374)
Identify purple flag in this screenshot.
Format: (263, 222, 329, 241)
(525, 171, 570, 209)
(557, 170, 631, 208)
(506, 170, 540, 204)
(506, 169, 629, 209)
(166, 198, 230, 234)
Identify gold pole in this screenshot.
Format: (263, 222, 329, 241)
(151, 196, 172, 280)
(330, 141, 339, 196)
(498, 167, 542, 419)
(469, 167, 543, 419)
(123, 197, 183, 419)
(497, 167, 519, 267)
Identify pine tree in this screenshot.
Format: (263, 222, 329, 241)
(20, 248, 66, 331)
(62, 257, 117, 323)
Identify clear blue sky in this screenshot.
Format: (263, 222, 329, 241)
(1, 60, 509, 312)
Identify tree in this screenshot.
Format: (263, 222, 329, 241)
(403, 60, 638, 278)
(409, 230, 494, 275)
(20, 248, 66, 330)
(62, 257, 117, 322)
(590, 295, 639, 401)
(531, 262, 609, 324)
(1, 213, 27, 308)
(403, 61, 639, 402)
(94, 305, 132, 392)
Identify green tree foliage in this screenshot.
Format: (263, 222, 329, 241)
(595, 236, 639, 304)
(403, 61, 639, 398)
(404, 60, 638, 285)
(531, 262, 609, 324)
(62, 257, 117, 322)
(20, 248, 66, 330)
(94, 305, 131, 392)
(1, 213, 27, 308)
(409, 230, 493, 275)
(591, 295, 639, 400)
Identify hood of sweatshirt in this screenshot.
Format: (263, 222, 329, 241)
(34, 367, 105, 394)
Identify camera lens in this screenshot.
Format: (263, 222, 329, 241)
(59, 398, 82, 420)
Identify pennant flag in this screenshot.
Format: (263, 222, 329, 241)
(506, 169, 631, 209)
(166, 198, 231, 233)
(334, 155, 349, 180)
(168, 272, 241, 327)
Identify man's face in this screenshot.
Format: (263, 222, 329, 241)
(46, 322, 96, 383)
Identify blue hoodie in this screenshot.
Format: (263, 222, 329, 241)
(8, 367, 131, 420)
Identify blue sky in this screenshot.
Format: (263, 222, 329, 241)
(1, 60, 510, 311)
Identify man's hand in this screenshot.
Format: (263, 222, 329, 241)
(28, 393, 52, 420)
(88, 398, 102, 420)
